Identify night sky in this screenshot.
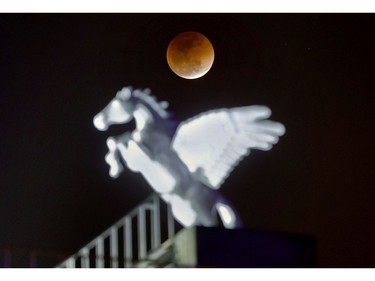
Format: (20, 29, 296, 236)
(0, 14, 374, 267)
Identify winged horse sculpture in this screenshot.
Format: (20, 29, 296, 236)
(93, 87, 285, 229)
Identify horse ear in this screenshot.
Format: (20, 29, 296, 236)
(116, 87, 132, 100)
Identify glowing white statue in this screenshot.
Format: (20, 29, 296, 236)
(93, 87, 285, 229)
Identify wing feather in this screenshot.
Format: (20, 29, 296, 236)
(172, 106, 285, 189)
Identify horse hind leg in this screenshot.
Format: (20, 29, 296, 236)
(215, 196, 243, 229)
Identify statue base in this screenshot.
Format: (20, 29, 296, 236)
(172, 226, 316, 267)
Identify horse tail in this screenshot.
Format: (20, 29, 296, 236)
(215, 195, 243, 229)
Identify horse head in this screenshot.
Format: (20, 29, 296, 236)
(93, 87, 137, 131)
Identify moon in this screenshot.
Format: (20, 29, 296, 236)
(166, 31, 215, 79)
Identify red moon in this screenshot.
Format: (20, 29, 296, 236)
(166, 31, 215, 79)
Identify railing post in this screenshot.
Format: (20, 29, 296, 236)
(124, 216, 132, 267)
(81, 248, 89, 268)
(66, 257, 76, 268)
(138, 206, 147, 261)
(96, 237, 104, 268)
(110, 227, 118, 268)
(151, 194, 161, 250)
(167, 203, 175, 240)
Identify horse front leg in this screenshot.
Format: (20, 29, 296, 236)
(105, 136, 124, 178)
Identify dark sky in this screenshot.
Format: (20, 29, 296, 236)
(0, 14, 374, 267)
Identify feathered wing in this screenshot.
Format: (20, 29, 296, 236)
(171, 106, 286, 189)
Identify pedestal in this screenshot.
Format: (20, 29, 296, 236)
(173, 226, 316, 267)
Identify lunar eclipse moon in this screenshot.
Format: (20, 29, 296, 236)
(166, 31, 215, 79)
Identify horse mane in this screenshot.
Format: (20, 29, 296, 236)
(132, 88, 171, 119)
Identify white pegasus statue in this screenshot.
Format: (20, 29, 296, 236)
(93, 87, 285, 229)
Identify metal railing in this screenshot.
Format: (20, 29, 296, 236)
(56, 193, 177, 268)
